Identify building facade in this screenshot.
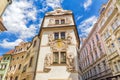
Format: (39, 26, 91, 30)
(78, 22, 113, 80)
(0, 50, 14, 80)
(99, 0, 120, 79)
(0, 0, 12, 16)
(35, 8, 81, 80)
(20, 36, 40, 80)
(0, 0, 12, 32)
(5, 36, 40, 80)
(6, 42, 31, 80)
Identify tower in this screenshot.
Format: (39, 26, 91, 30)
(35, 8, 80, 80)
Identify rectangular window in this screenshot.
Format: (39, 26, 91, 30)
(29, 57, 33, 67)
(61, 32, 65, 39)
(61, 52, 66, 63)
(61, 19, 65, 24)
(33, 40, 36, 47)
(53, 52, 59, 64)
(22, 65, 27, 73)
(54, 32, 59, 40)
(55, 20, 59, 24)
(103, 61, 106, 70)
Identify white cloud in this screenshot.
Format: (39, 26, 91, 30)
(46, 0, 63, 9)
(79, 16, 97, 37)
(3, 0, 38, 40)
(0, 39, 23, 49)
(77, 15, 83, 21)
(84, 0, 92, 10)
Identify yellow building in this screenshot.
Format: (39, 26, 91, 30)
(99, 0, 120, 79)
(5, 36, 40, 80)
(6, 42, 31, 80)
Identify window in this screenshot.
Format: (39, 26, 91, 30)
(0, 75, 3, 80)
(61, 32, 65, 39)
(33, 40, 36, 47)
(53, 52, 66, 64)
(55, 20, 59, 24)
(0, 64, 7, 70)
(61, 52, 66, 63)
(94, 67, 97, 75)
(61, 19, 65, 24)
(9, 66, 12, 71)
(22, 65, 27, 73)
(98, 64, 101, 73)
(114, 62, 119, 72)
(95, 50, 98, 59)
(54, 32, 66, 40)
(22, 56, 24, 59)
(4, 57, 6, 60)
(99, 45, 102, 53)
(103, 61, 106, 70)
(15, 76, 18, 80)
(118, 38, 120, 45)
(10, 76, 13, 80)
(14, 65, 16, 70)
(17, 57, 19, 60)
(7, 57, 9, 60)
(18, 64, 21, 70)
(29, 57, 33, 67)
(96, 34, 99, 41)
(54, 32, 59, 40)
(53, 52, 59, 64)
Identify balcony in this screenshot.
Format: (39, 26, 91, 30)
(108, 51, 118, 61)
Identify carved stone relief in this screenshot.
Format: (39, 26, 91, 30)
(67, 33, 72, 44)
(66, 53, 75, 72)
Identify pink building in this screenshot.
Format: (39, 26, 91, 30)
(78, 23, 112, 80)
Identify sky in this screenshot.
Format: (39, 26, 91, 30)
(0, 0, 108, 55)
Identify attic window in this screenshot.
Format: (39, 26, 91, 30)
(55, 20, 59, 24)
(61, 19, 65, 24)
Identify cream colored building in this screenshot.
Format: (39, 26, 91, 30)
(0, 0, 12, 32)
(0, 0, 12, 16)
(34, 8, 81, 80)
(99, 0, 120, 79)
(20, 36, 40, 80)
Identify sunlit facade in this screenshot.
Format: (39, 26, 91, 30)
(99, 0, 120, 79)
(78, 23, 112, 80)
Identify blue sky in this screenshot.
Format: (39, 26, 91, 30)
(0, 0, 108, 55)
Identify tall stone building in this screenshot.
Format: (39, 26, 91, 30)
(78, 23, 113, 80)
(99, 0, 120, 79)
(35, 8, 81, 80)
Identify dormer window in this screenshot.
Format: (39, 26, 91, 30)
(55, 20, 59, 24)
(61, 32, 65, 39)
(61, 19, 65, 24)
(54, 32, 59, 40)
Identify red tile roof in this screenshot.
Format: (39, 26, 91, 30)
(5, 50, 14, 55)
(0, 56, 2, 60)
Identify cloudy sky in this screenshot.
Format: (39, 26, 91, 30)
(0, 0, 108, 55)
